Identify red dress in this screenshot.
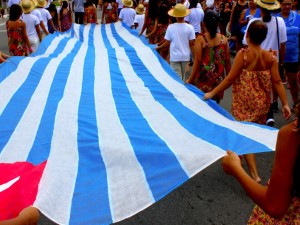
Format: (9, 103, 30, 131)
(194, 34, 227, 103)
(61, 10, 72, 32)
(103, 2, 118, 24)
(6, 21, 28, 56)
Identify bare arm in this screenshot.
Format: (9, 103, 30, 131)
(22, 23, 32, 54)
(223, 36, 231, 75)
(222, 122, 299, 219)
(139, 10, 148, 36)
(279, 42, 286, 65)
(35, 25, 42, 42)
(270, 56, 291, 119)
(155, 39, 170, 51)
(204, 49, 243, 100)
(239, 8, 248, 26)
(40, 21, 49, 35)
(186, 36, 203, 84)
(145, 18, 158, 38)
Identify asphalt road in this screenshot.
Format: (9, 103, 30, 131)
(0, 12, 295, 225)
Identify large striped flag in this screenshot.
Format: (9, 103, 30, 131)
(0, 22, 277, 224)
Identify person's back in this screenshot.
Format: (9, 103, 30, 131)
(119, 5, 136, 27)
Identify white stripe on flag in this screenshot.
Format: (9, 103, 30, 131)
(94, 25, 154, 222)
(0, 38, 77, 163)
(34, 25, 91, 225)
(115, 48, 225, 176)
(114, 22, 278, 150)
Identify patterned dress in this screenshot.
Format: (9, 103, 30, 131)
(103, 2, 118, 24)
(61, 10, 72, 32)
(231, 48, 272, 124)
(194, 34, 227, 103)
(84, 6, 97, 23)
(248, 197, 300, 224)
(6, 21, 27, 56)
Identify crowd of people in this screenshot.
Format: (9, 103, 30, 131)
(1, 0, 300, 223)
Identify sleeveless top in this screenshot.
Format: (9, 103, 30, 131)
(231, 48, 274, 124)
(61, 10, 72, 32)
(248, 197, 300, 224)
(84, 6, 97, 23)
(6, 20, 27, 56)
(194, 34, 227, 103)
(103, 2, 118, 24)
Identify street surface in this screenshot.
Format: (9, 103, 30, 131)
(0, 10, 295, 225)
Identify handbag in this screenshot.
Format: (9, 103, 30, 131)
(275, 17, 285, 81)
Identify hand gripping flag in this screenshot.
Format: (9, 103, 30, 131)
(0, 22, 277, 224)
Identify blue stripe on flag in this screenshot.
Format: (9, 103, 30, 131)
(110, 25, 272, 156)
(103, 25, 189, 201)
(69, 26, 112, 225)
(27, 37, 83, 164)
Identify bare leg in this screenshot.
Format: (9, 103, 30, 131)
(244, 153, 261, 183)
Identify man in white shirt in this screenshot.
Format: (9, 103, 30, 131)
(72, 0, 85, 24)
(118, 0, 136, 27)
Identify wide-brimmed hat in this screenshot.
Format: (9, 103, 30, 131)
(168, 3, 190, 17)
(20, 0, 36, 13)
(135, 4, 145, 14)
(36, 0, 47, 7)
(254, 0, 280, 10)
(122, 0, 133, 7)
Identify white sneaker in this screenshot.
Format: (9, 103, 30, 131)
(266, 118, 275, 127)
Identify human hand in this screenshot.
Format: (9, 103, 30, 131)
(282, 105, 291, 120)
(203, 92, 214, 100)
(222, 150, 243, 176)
(0, 51, 9, 63)
(17, 206, 39, 225)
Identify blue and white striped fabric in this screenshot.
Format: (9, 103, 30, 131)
(0, 22, 277, 224)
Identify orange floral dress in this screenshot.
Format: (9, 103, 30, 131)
(84, 6, 97, 23)
(248, 197, 300, 224)
(6, 20, 27, 56)
(231, 48, 273, 124)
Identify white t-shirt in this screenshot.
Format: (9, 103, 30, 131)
(36, 8, 52, 31)
(184, 8, 204, 33)
(21, 13, 40, 38)
(45, 0, 53, 8)
(7, 0, 21, 7)
(116, 0, 123, 9)
(183, 0, 202, 9)
(119, 8, 136, 27)
(134, 14, 145, 35)
(164, 23, 195, 62)
(242, 17, 287, 54)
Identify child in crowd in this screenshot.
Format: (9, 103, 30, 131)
(6, 4, 32, 56)
(59, 0, 73, 31)
(36, 0, 57, 35)
(156, 3, 195, 80)
(101, 0, 118, 24)
(131, 4, 145, 35)
(20, 0, 42, 52)
(118, 0, 136, 27)
(204, 20, 291, 182)
(84, 0, 98, 24)
(47, 3, 60, 33)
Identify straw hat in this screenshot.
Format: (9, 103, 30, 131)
(122, 0, 133, 7)
(135, 4, 145, 14)
(254, 0, 280, 10)
(36, 0, 47, 7)
(20, 0, 36, 13)
(168, 3, 190, 17)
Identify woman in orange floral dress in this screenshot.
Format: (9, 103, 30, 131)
(204, 20, 291, 183)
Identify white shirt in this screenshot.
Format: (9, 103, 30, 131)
(183, 0, 202, 9)
(21, 13, 40, 38)
(164, 23, 195, 62)
(185, 7, 204, 33)
(45, 0, 53, 8)
(36, 8, 52, 31)
(116, 0, 123, 9)
(7, 0, 21, 7)
(119, 8, 136, 27)
(73, 0, 85, 12)
(242, 17, 287, 54)
(134, 14, 145, 35)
